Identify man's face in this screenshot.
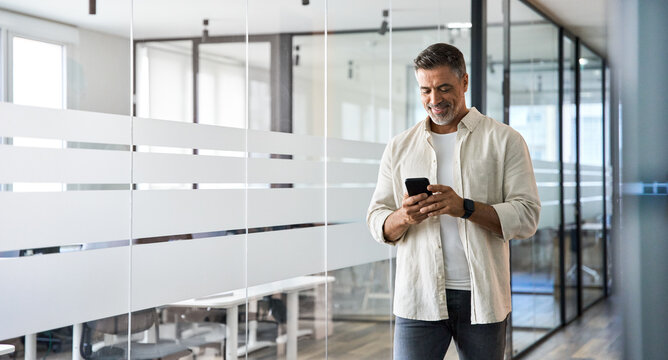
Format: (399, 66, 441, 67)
(416, 65, 468, 126)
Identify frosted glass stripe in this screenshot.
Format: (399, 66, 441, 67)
(132, 189, 245, 238)
(532, 160, 560, 170)
(248, 130, 324, 157)
(581, 164, 603, 171)
(581, 187, 604, 198)
(537, 186, 560, 203)
(327, 162, 379, 184)
(0, 191, 130, 251)
(133, 117, 245, 151)
(581, 173, 603, 182)
(327, 222, 388, 271)
(133, 152, 245, 183)
(534, 171, 560, 183)
(248, 158, 324, 184)
(327, 187, 374, 223)
(131, 235, 245, 310)
(0, 146, 130, 183)
(327, 138, 385, 160)
(247, 227, 325, 287)
(247, 188, 325, 228)
(0, 248, 129, 340)
(0, 102, 130, 144)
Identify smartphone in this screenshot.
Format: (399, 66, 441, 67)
(405, 177, 432, 197)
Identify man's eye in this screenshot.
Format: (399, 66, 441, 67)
(439, 87, 449, 92)
(421, 89, 430, 94)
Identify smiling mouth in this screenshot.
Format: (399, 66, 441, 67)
(430, 103, 450, 115)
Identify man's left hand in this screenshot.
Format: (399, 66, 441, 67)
(418, 184, 465, 218)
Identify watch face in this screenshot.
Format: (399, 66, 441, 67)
(462, 199, 474, 219)
(464, 199, 475, 212)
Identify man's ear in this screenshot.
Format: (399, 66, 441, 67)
(462, 73, 469, 92)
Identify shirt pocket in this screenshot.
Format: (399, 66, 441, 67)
(463, 159, 501, 204)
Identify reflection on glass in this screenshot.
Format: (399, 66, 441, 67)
(509, 0, 560, 355)
(136, 41, 193, 122)
(579, 46, 605, 308)
(563, 35, 578, 322)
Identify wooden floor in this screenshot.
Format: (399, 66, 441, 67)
(267, 296, 621, 360)
(10, 296, 620, 360)
(520, 296, 622, 360)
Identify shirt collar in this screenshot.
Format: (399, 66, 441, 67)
(422, 107, 482, 135)
(458, 107, 482, 133)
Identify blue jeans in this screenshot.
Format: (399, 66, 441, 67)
(394, 289, 507, 360)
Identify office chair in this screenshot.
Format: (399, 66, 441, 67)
(80, 308, 192, 360)
(159, 307, 227, 357)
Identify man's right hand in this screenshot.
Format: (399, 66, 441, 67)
(382, 192, 430, 242)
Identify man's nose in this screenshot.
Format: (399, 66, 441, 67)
(429, 92, 440, 106)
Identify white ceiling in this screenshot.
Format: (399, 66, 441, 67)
(0, 0, 468, 38)
(528, 0, 607, 57)
(0, 0, 606, 57)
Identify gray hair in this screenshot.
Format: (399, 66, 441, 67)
(413, 43, 467, 79)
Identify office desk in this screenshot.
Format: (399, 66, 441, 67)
(0, 344, 15, 356)
(22, 276, 333, 360)
(171, 275, 335, 360)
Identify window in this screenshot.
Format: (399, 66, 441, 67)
(11, 36, 65, 109)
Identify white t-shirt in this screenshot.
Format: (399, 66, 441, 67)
(430, 131, 471, 291)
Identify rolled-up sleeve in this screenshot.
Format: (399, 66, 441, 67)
(491, 133, 541, 241)
(367, 140, 400, 245)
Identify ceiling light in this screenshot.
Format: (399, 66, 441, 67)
(446, 22, 472, 29)
(378, 10, 389, 35)
(295, 45, 300, 66)
(202, 19, 209, 42)
(579, 58, 589, 66)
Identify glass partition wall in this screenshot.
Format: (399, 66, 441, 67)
(508, 0, 561, 355)
(0, 1, 610, 359)
(578, 45, 605, 309)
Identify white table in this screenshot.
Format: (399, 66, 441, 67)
(0, 344, 16, 356)
(171, 275, 335, 360)
(22, 276, 333, 360)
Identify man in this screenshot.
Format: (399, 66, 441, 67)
(366, 43, 540, 360)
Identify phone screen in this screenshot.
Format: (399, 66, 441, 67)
(405, 177, 432, 197)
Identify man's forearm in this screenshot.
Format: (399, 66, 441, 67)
(383, 210, 411, 242)
(468, 202, 503, 236)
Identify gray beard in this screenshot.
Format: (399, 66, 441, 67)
(429, 109, 456, 126)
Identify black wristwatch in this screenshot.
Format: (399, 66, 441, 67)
(461, 198, 475, 219)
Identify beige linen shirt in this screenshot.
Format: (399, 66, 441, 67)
(366, 107, 540, 324)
